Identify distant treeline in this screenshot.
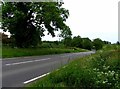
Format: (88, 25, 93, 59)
(2, 33, 116, 50)
(62, 36, 111, 50)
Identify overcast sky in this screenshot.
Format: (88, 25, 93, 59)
(42, 0, 119, 43)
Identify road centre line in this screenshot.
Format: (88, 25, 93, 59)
(23, 72, 50, 84)
(5, 58, 51, 66)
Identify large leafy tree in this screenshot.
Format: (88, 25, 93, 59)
(63, 36, 72, 47)
(82, 38, 93, 50)
(71, 36, 82, 48)
(2, 2, 70, 47)
(59, 25, 72, 39)
(93, 38, 103, 50)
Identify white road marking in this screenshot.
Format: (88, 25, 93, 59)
(3, 58, 17, 60)
(5, 58, 51, 66)
(23, 72, 50, 84)
(3, 56, 38, 60)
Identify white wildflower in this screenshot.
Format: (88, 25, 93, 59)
(102, 81, 106, 84)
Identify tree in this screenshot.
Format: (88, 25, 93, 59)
(1, 33, 8, 44)
(63, 37, 72, 47)
(93, 38, 103, 50)
(71, 36, 82, 48)
(103, 41, 111, 44)
(59, 25, 72, 39)
(82, 38, 93, 50)
(2, 2, 70, 48)
(0, 33, 13, 45)
(116, 41, 120, 45)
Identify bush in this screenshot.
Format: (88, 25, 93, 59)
(93, 38, 103, 50)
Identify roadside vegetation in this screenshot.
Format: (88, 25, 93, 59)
(2, 45, 87, 58)
(2, 32, 110, 58)
(26, 45, 120, 89)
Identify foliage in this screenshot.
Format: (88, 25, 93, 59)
(71, 36, 82, 48)
(62, 35, 105, 50)
(116, 41, 120, 45)
(91, 50, 120, 88)
(93, 38, 103, 50)
(2, 2, 70, 48)
(103, 41, 111, 44)
(63, 37, 72, 47)
(2, 45, 87, 58)
(40, 41, 64, 48)
(1, 33, 8, 44)
(1, 33, 15, 45)
(82, 38, 93, 50)
(59, 25, 72, 38)
(26, 45, 120, 89)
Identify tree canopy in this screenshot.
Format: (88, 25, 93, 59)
(82, 38, 93, 50)
(93, 38, 103, 50)
(63, 36, 72, 47)
(2, 2, 71, 47)
(71, 36, 82, 48)
(59, 25, 72, 38)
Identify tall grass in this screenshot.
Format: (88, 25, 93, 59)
(26, 45, 120, 89)
(2, 46, 87, 58)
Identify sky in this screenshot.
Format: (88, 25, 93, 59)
(42, 0, 119, 43)
(2, 0, 119, 43)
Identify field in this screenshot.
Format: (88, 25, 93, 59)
(2, 46, 87, 58)
(26, 45, 120, 89)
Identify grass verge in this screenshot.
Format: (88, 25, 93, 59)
(2, 46, 87, 58)
(25, 45, 120, 89)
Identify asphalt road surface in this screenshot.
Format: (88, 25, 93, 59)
(2, 51, 95, 88)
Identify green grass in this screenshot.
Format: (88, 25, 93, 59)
(2, 46, 87, 58)
(0, 43, 2, 58)
(25, 45, 120, 89)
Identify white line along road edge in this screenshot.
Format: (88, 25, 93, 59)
(23, 65, 68, 84)
(5, 58, 51, 66)
(23, 72, 50, 84)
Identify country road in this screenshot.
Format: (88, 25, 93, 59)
(2, 51, 95, 88)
